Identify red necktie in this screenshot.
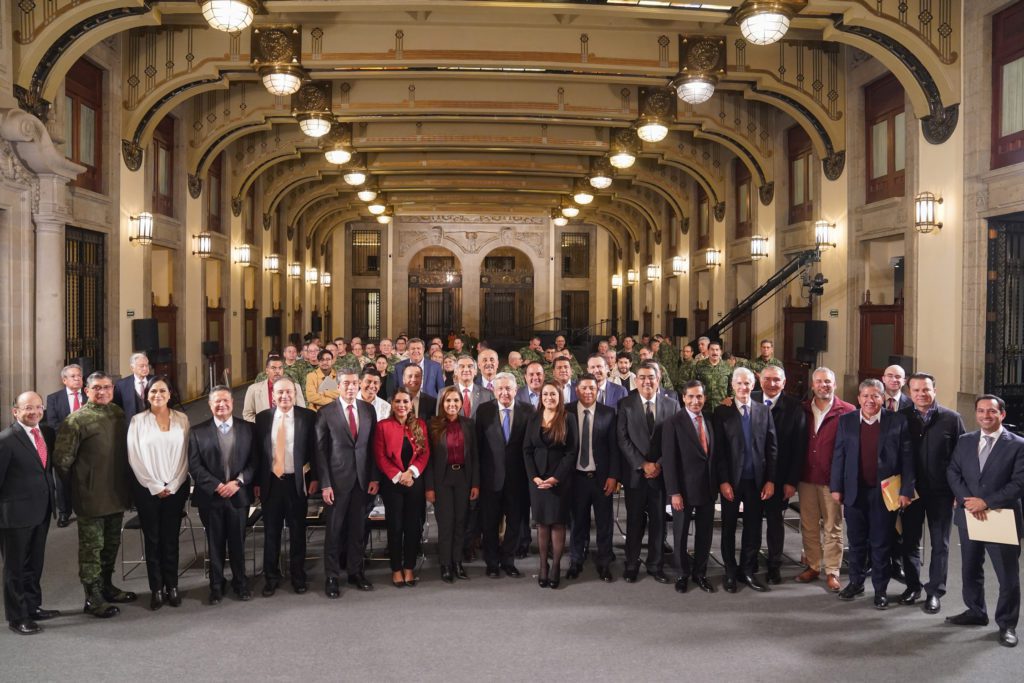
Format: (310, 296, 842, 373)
(463, 388, 471, 417)
(347, 404, 358, 439)
(72, 392, 81, 411)
(268, 380, 275, 407)
(887, 398, 896, 412)
(31, 428, 47, 468)
(695, 414, 708, 453)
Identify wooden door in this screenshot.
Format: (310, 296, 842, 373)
(692, 302, 709, 338)
(783, 305, 812, 398)
(858, 303, 904, 384)
(244, 308, 258, 381)
(484, 290, 517, 340)
(152, 301, 178, 391)
(206, 306, 225, 381)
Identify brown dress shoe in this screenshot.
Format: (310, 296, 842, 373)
(826, 574, 842, 592)
(795, 568, 819, 583)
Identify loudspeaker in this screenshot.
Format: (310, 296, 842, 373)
(796, 347, 818, 364)
(264, 316, 281, 338)
(888, 355, 914, 374)
(672, 317, 688, 338)
(131, 318, 159, 352)
(804, 320, 828, 352)
(150, 347, 173, 364)
(288, 333, 302, 346)
(311, 313, 323, 334)
(202, 341, 220, 357)
(625, 320, 640, 336)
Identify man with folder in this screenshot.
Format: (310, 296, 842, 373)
(946, 394, 1024, 648)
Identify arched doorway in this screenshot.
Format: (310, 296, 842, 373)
(480, 247, 534, 343)
(408, 247, 463, 340)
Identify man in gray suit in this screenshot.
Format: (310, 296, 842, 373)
(515, 361, 544, 409)
(453, 355, 494, 418)
(315, 368, 379, 598)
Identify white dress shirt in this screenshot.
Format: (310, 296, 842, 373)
(65, 389, 84, 413)
(127, 410, 190, 495)
(363, 395, 391, 421)
(271, 409, 296, 474)
(338, 397, 361, 432)
(811, 397, 834, 433)
(859, 410, 881, 425)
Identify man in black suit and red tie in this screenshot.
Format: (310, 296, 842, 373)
(946, 394, 1024, 648)
(113, 352, 153, 423)
(0, 392, 60, 635)
(44, 363, 86, 527)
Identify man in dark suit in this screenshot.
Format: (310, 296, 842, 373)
(586, 354, 628, 409)
(188, 386, 258, 604)
(830, 379, 914, 610)
(758, 366, 806, 584)
(1, 392, 59, 635)
(897, 372, 965, 613)
(946, 394, 1024, 647)
(553, 356, 576, 404)
(392, 338, 444, 398)
(112, 352, 153, 423)
(566, 374, 620, 582)
(515, 360, 545, 409)
(881, 365, 913, 413)
(400, 364, 436, 421)
(662, 380, 717, 594)
(315, 368, 379, 597)
(255, 379, 319, 596)
(617, 360, 680, 583)
(476, 372, 531, 577)
(453, 355, 494, 418)
(714, 367, 778, 593)
(44, 363, 86, 527)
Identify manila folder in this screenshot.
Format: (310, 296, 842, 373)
(966, 509, 1020, 545)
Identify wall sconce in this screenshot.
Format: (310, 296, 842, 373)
(305, 267, 319, 284)
(322, 272, 332, 288)
(671, 255, 687, 275)
(192, 232, 212, 259)
(232, 243, 253, 267)
(705, 248, 722, 267)
(288, 262, 302, 279)
(915, 191, 943, 233)
(264, 253, 280, 274)
(814, 220, 836, 249)
(646, 263, 661, 280)
(627, 268, 638, 285)
(129, 212, 153, 245)
(750, 235, 769, 260)
(612, 273, 623, 288)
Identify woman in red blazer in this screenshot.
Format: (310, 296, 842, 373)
(373, 387, 430, 587)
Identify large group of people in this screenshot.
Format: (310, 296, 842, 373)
(1, 331, 1022, 651)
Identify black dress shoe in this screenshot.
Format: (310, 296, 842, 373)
(945, 610, 989, 626)
(898, 588, 920, 605)
(149, 592, 163, 610)
(235, 588, 253, 601)
(923, 594, 941, 614)
(441, 565, 455, 584)
(502, 564, 521, 578)
(57, 513, 71, 528)
(723, 576, 737, 593)
(347, 574, 373, 591)
(675, 577, 689, 593)
(1000, 628, 1018, 647)
(566, 563, 582, 580)
(890, 561, 906, 584)
(694, 576, 716, 593)
(741, 574, 769, 592)
(838, 583, 865, 601)
(597, 567, 614, 583)
(207, 590, 222, 605)
(454, 563, 469, 580)
(485, 566, 501, 578)
(262, 581, 278, 597)
(290, 582, 306, 594)
(164, 587, 182, 607)
(648, 570, 670, 584)
(8, 620, 41, 635)
(766, 567, 782, 585)
(623, 569, 638, 583)
(874, 593, 889, 610)
(29, 608, 60, 621)
(325, 578, 341, 599)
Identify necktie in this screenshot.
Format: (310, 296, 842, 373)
(531, 393, 539, 408)
(347, 404, 358, 439)
(463, 388, 472, 417)
(765, 399, 772, 408)
(486, 381, 493, 392)
(979, 435, 995, 471)
(31, 428, 47, 468)
(887, 397, 896, 412)
(695, 414, 708, 453)
(72, 392, 81, 411)
(219, 422, 230, 435)
(137, 380, 145, 402)
(580, 409, 591, 468)
(598, 388, 605, 405)
(273, 415, 287, 478)
(502, 408, 511, 444)
(645, 401, 655, 435)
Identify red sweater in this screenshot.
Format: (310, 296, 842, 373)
(801, 397, 857, 485)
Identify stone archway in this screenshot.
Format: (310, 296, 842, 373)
(407, 247, 463, 340)
(480, 246, 534, 343)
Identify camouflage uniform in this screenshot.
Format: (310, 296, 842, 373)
(696, 361, 733, 407)
(284, 360, 314, 387)
(519, 347, 543, 364)
(332, 353, 362, 375)
(500, 364, 526, 388)
(676, 358, 698, 384)
(749, 356, 784, 376)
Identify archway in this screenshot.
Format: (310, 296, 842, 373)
(479, 247, 535, 344)
(408, 247, 463, 341)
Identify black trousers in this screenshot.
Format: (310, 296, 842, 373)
(199, 502, 248, 592)
(480, 484, 525, 569)
(672, 503, 714, 578)
(0, 519, 49, 622)
(324, 482, 370, 578)
(720, 479, 764, 577)
(133, 482, 188, 593)
(380, 477, 425, 572)
(958, 523, 1021, 629)
(900, 491, 953, 596)
(763, 487, 791, 570)
(434, 467, 470, 566)
(569, 471, 614, 569)
(56, 471, 73, 517)
(844, 486, 897, 593)
(624, 477, 665, 572)
(262, 474, 308, 584)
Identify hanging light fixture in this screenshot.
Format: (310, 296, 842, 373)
(322, 122, 353, 164)
(288, 262, 302, 279)
(675, 75, 717, 105)
(635, 87, 674, 143)
(914, 192, 943, 233)
(550, 209, 569, 227)
(367, 199, 387, 215)
(814, 220, 836, 249)
(572, 180, 594, 205)
(324, 145, 352, 165)
(298, 113, 332, 138)
(377, 207, 394, 225)
(292, 80, 333, 138)
(561, 205, 580, 218)
(705, 248, 722, 267)
(636, 116, 669, 143)
(262, 66, 305, 97)
(322, 272, 332, 288)
(673, 36, 727, 105)
(192, 232, 212, 259)
(609, 128, 640, 169)
(646, 263, 662, 280)
(252, 27, 305, 97)
(305, 267, 319, 285)
(611, 273, 623, 289)
(750, 235, 769, 260)
(344, 170, 367, 186)
(626, 268, 639, 285)
(671, 255, 687, 275)
(588, 157, 614, 190)
(200, 0, 256, 33)
(735, 1, 796, 47)
(357, 186, 378, 202)
(128, 212, 154, 245)
(264, 253, 280, 273)
(232, 243, 253, 266)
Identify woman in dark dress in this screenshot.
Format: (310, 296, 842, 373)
(426, 386, 479, 583)
(375, 355, 392, 401)
(523, 381, 578, 589)
(373, 388, 430, 587)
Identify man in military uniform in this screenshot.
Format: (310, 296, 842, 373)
(283, 344, 314, 388)
(693, 336, 711, 362)
(696, 341, 733, 407)
(676, 343, 698, 385)
(500, 350, 526, 388)
(53, 372, 135, 618)
(518, 336, 544, 364)
(749, 339, 784, 377)
(378, 338, 402, 374)
(639, 348, 675, 392)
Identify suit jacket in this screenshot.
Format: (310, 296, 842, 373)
(830, 410, 915, 502)
(596, 381, 628, 410)
(900, 404, 965, 496)
(515, 386, 542, 410)
(0, 424, 56, 528)
(424, 416, 479, 491)
(113, 374, 153, 423)
(766, 394, 807, 489)
(255, 406, 317, 499)
(412, 392, 437, 421)
(523, 412, 579, 482)
(661, 409, 717, 507)
(475, 400, 532, 492)
(713, 401, 778, 489)
(616, 391, 681, 488)
(44, 388, 86, 431)
(187, 418, 257, 509)
(393, 358, 445, 398)
(451, 383, 494, 418)
(373, 417, 431, 482)
(566, 401, 621, 482)
(315, 400, 379, 493)
(242, 378, 306, 423)
(883, 393, 914, 412)
(948, 429, 1024, 536)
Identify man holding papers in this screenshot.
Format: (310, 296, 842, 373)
(946, 395, 1024, 648)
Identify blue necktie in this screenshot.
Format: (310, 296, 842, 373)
(502, 408, 511, 444)
(530, 393, 539, 408)
(219, 422, 230, 435)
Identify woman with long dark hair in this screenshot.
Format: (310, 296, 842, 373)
(523, 381, 578, 589)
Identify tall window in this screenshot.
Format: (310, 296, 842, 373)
(352, 289, 381, 340)
(208, 154, 222, 233)
(65, 227, 105, 371)
(734, 159, 752, 238)
(697, 186, 710, 249)
(152, 116, 175, 216)
(788, 125, 814, 224)
(352, 229, 381, 275)
(865, 73, 906, 203)
(993, 1, 1024, 169)
(64, 58, 103, 193)
(560, 232, 589, 278)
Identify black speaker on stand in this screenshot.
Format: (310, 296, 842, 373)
(131, 318, 159, 353)
(804, 321, 828, 352)
(625, 320, 640, 337)
(264, 316, 281, 338)
(202, 341, 221, 394)
(672, 317, 688, 338)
